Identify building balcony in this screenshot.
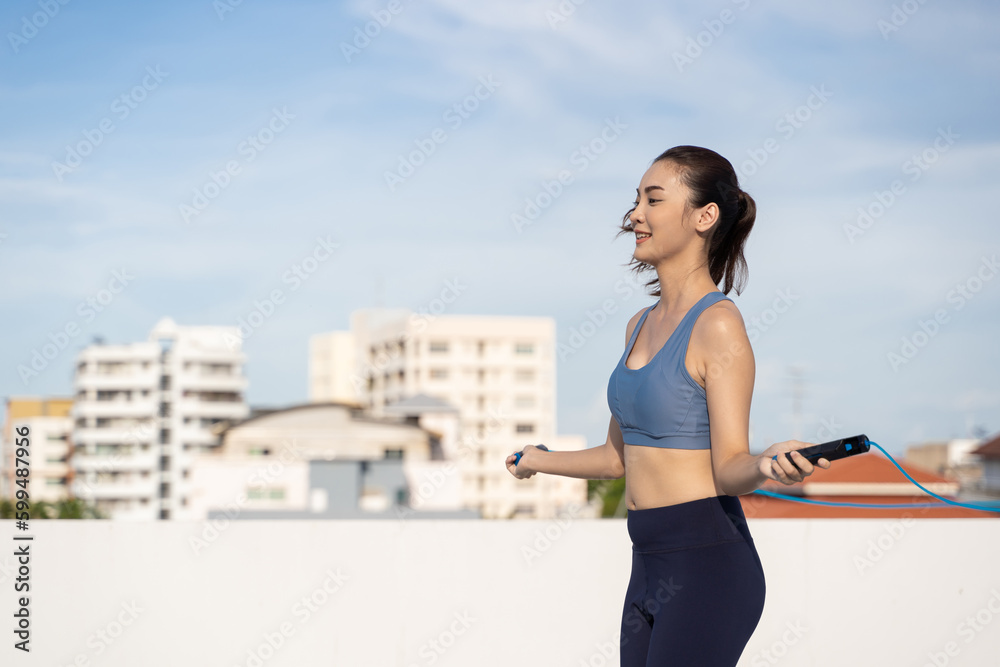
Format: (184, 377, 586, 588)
(74, 426, 156, 445)
(72, 399, 158, 419)
(70, 477, 157, 500)
(175, 399, 249, 420)
(75, 371, 159, 391)
(72, 452, 158, 473)
(176, 372, 249, 392)
(175, 348, 246, 363)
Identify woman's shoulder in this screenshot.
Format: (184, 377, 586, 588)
(694, 297, 748, 346)
(624, 304, 654, 343)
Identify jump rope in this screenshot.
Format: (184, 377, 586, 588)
(756, 436, 1000, 513)
(514, 435, 1000, 513)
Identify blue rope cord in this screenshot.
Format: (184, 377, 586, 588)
(751, 440, 1000, 513)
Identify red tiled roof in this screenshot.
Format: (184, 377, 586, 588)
(736, 449, 999, 518)
(971, 433, 1000, 458)
(738, 493, 998, 519)
(790, 450, 952, 485)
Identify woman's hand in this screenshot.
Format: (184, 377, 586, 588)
(758, 440, 831, 485)
(505, 445, 541, 479)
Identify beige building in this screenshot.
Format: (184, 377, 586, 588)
(188, 398, 469, 519)
(2, 397, 74, 503)
(309, 307, 592, 519)
(905, 438, 984, 493)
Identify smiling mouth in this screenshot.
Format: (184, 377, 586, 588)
(635, 232, 651, 243)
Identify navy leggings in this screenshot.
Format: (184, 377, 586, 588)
(619, 494, 766, 666)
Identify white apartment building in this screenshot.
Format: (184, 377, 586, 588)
(309, 308, 592, 519)
(71, 317, 248, 520)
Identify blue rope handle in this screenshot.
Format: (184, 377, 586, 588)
(753, 440, 1000, 513)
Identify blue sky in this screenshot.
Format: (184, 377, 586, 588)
(2, 0, 998, 458)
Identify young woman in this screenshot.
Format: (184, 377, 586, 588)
(505, 145, 831, 666)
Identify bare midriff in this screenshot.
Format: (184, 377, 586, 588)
(623, 444, 726, 510)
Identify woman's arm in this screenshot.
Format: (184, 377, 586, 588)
(700, 305, 763, 496)
(701, 303, 828, 495)
(506, 415, 625, 480)
(506, 306, 644, 482)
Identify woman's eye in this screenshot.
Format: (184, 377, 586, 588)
(647, 198, 659, 204)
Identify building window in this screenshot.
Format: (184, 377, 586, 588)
(384, 449, 404, 459)
(477, 340, 486, 356)
(429, 341, 449, 353)
(97, 361, 127, 375)
(430, 368, 448, 380)
(515, 369, 535, 382)
(197, 391, 240, 402)
(516, 423, 535, 434)
(248, 487, 285, 500)
(515, 395, 535, 408)
(515, 343, 534, 355)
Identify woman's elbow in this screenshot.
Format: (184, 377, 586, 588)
(607, 456, 625, 480)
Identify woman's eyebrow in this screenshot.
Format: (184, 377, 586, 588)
(634, 185, 664, 197)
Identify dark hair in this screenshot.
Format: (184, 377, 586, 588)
(615, 145, 755, 296)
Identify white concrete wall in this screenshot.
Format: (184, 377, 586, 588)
(1, 518, 998, 667)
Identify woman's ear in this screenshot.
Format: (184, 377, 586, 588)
(695, 203, 720, 233)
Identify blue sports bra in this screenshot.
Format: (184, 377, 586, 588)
(607, 291, 732, 449)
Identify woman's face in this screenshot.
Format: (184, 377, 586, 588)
(628, 160, 697, 261)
